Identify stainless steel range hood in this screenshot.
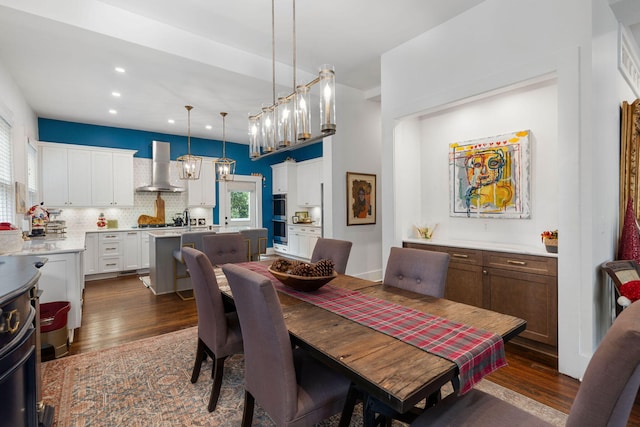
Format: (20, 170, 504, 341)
(136, 141, 185, 193)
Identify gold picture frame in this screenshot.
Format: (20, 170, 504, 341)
(347, 172, 376, 226)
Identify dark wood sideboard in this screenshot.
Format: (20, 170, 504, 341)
(403, 242, 558, 365)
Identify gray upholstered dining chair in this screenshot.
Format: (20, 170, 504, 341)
(221, 263, 352, 427)
(172, 230, 217, 300)
(411, 299, 640, 427)
(383, 247, 450, 297)
(202, 233, 248, 266)
(239, 228, 268, 261)
(310, 238, 353, 274)
(181, 247, 243, 412)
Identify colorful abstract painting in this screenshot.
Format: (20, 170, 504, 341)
(449, 130, 530, 218)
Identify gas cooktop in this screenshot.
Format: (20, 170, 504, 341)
(137, 223, 180, 229)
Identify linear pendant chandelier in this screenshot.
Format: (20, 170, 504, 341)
(248, 0, 336, 160)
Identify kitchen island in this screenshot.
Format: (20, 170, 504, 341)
(13, 235, 86, 340)
(146, 226, 258, 295)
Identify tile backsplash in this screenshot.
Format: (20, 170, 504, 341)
(39, 158, 213, 231)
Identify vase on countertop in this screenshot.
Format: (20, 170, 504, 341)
(543, 237, 558, 253)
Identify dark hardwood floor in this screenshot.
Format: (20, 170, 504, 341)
(68, 275, 640, 425)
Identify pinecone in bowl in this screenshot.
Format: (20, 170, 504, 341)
(313, 259, 335, 276)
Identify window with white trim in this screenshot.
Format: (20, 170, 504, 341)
(0, 115, 13, 223)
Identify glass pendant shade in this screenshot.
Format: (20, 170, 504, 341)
(249, 115, 260, 158)
(277, 94, 292, 147)
(295, 85, 311, 141)
(177, 105, 202, 180)
(319, 64, 336, 133)
(261, 104, 276, 152)
(214, 112, 236, 182)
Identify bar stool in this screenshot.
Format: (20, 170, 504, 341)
(172, 230, 216, 300)
(239, 228, 268, 261)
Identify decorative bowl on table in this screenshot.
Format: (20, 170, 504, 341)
(267, 267, 337, 292)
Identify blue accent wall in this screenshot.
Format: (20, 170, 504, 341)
(38, 118, 322, 246)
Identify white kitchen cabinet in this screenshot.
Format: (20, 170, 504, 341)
(122, 231, 140, 270)
(91, 151, 135, 207)
(140, 231, 150, 268)
(40, 142, 135, 208)
(296, 158, 322, 207)
(188, 159, 216, 207)
(271, 161, 296, 194)
(287, 225, 321, 260)
(40, 144, 92, 207)
(39, 251, 84, 332)
(98, 232, 122, 273)
(84, 232, 99, 275)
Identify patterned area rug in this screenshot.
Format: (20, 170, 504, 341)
(42, 327, 568, 426)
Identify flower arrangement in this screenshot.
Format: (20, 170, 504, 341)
(540, 229, 558, 242)
(416, 224, 437, 239)
(541, 229, 558, 253)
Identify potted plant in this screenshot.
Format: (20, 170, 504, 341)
(540, 229, 558, 253)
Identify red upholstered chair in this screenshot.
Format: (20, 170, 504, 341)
(222, 263, 351, 427)
(411, 300, 640, 427)
(601, 260, 640, 313)
(181, 247, 243, 412)
(383, 247, 450, 297)
(310, 238, 353, 274)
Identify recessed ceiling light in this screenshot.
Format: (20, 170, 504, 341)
(115, 67, 125, 73)
(205, 125, 212, 130)
(112, 92, 121, 97)
(109, 109, 117, 114)
(168, 119, 175, 124)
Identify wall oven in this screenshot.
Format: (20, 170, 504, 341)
(273, 194, 286, 221)
(273, 219, 287, 245)
(272, 194, 287, 244)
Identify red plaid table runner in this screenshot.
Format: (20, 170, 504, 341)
(237, 262, 506, 395)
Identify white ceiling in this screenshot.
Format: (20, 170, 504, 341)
(0, 0, 639, 144)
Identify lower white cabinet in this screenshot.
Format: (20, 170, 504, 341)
(122, 231, 140, 270)
(85, 230, 148, 278)
(99, 232, 123, 273)
(287, 225, 321, 260)
(140, 232, 150, 268)
(84, 232, 99, 275)
(39, 251, 84, 332)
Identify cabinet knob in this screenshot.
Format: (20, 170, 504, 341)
(483, 270, 488, 275)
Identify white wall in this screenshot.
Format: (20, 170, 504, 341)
(416, 79, 558, 247)
(0, 59, 38, 223)
(325, 84, 383, 280)
(381, 0, 601, 379)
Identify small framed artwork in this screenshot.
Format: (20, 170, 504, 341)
(347, 172, 376, 226)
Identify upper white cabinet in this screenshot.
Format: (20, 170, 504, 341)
(40, 142, 136, 208)
(91, 151, 135, 207)
(188, 159, 216, 207)
(296, 158, 322, 207)
(271, 161, 296, 194)
(41, 144, 92, 207)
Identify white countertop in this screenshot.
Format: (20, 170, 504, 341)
(403, 237, 557, 258)
(14, 235, 86, 255)
(288, 223, 321, 228)
(147, 226, 259, 238)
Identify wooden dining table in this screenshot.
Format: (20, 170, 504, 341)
(214, 260, 526, 419)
